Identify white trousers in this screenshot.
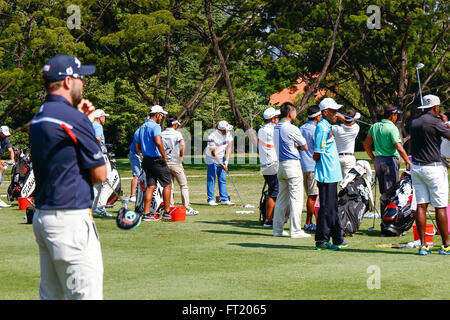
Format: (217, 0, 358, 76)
(93, 155, 112, 209)
(339, 155, 356, 179)
(273, 160, 304, 237)
(411, 163, 448, 208)
(32, 208, 103, 300)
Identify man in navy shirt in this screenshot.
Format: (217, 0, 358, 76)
(30, 55, 107, 299)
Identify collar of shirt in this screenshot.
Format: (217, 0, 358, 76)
(306, 120, 317, 126)
(318, 118, 331, 128)
(45, 94, 73, 108)
(381, 119, 395, 126)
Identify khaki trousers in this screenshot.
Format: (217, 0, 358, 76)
(168, 163, 189, 207)
(273, 160, 304, 237)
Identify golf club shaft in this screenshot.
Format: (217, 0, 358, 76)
(226, 171, 246, 206)
(416, 68, 423, 105)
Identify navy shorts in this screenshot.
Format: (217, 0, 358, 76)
(263, 174, 279, 198)
(142, 157, 172, 188)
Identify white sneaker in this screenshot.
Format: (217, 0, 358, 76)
(273, 230, 289, 237)
(221, 200, 234, 205)
(290, 231, 311, 238)
(129, 196, 136, 202)
(0, 200, 11, 208)
(208, 200, 218, 206)
(186, 207, 199, 215)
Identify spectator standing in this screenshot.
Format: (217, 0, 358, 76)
(0, 125, 14, 207)
(128, 118, 149, 202)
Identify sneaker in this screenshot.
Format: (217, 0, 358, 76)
(309, 224, 317, 231)
(0, 200, 11, 208)
(291, 231, 311, 238)
(273, 230, 289, 237)
(129, 196, 136, 202)
(315, 242, 339, 251)
(221, 200, 235, 205)
(334, 241, 348, 248)
(208, 200, 218, 206)
(418, 245, 432, 255)
(186, 207, 199, 216)
(263, 220, 273, 227)
(161, 212, 171, 220)
(439, 245, 450, 255)
(93, 207, 112, 218)
(143, 214, 160, 222)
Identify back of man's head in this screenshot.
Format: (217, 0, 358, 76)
(279, 102, 295, 118)
(307, 105, 321, 119)
(383, 104, 400, 119)
(166, 116, 178, 127)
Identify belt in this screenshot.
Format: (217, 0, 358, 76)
(412, 162, 443, 167)
(339, 153, 354, 156)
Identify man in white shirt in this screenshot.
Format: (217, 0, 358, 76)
(331, 109, 360, 179)
(162, 116, 198, 216)
(439, 113, 450, 168)
(257, 107, 280, 227)
(205, 120, 234, 206)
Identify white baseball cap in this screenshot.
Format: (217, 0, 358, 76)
(93, 109, 109, 118)
(150, 104, 168, 115)
(263, 107, 281, 120)
(418, 94, 440, 109)
(0, 125, 11, 136)
(217, 120, 233, 131)
(319, 98, 343, 111)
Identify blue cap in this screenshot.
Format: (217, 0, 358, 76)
(42, 55, 96, 82)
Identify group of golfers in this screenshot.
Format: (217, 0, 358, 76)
(20, 54, 450, 299)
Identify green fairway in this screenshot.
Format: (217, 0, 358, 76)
(0, 152, 448, 300)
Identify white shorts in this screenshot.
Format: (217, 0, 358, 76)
(411, 163, 448, 208)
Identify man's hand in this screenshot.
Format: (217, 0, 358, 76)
(77, 99, 95, 122)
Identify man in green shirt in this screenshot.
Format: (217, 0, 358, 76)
(363, 104, 412, 214)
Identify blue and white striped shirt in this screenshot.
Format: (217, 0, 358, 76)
(274, 118, 307, 162)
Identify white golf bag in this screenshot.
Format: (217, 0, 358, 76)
(135, 170, 164, 215)
(7, 147, 36, 201)
(93, 153, 122, 209)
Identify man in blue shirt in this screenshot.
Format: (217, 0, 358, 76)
(313, 98, 347, 251)
(30, 54, 107, 299)
(137, 105, 173, 221)
(128, 118, 149, 202)
(272, 102, 310, 239)
(299, 105, 322, 232)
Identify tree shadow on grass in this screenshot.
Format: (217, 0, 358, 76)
(229, 242, 418, 255)
(196, 219, 265, 230)
(202, 229, 273, 237)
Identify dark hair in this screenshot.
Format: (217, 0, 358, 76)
(383, 104, 399, 119)
(166, 116, 178, 127)
(307, 105, 321, 118)
(344, 109, 356, 122)
(280, 102, 295, 118)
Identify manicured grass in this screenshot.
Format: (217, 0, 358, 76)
(0, 152, 448, 300)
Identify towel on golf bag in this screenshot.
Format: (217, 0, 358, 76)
(338, 161, 374, 235)
(380, 171, 416, 237)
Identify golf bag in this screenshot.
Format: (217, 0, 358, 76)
(380, 171, 416, 237)
(7, 146, 36, 202)
(135, 170, 164, 215)
(338, 160, 374, 235)
(259, 181, 268, 224)
(104, 152, 122, 208)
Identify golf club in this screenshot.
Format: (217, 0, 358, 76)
(416, 63, 425, 105)
(226, 170, 254, 210)
(368, 175, 378, 232)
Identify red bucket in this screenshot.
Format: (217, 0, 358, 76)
(170, 206, 186, 222)
(413, 224, 434, 247)
(18, 197, 34, 210)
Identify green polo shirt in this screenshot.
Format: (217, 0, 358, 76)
(368, 119, 401, 158)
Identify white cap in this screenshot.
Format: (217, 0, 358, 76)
(319, 98, 343, 111)
(171, 120, 181, 126)
(263, 107, 281, 119)
(217, 120, 233, 131)
(0, 125, 11, 136)
(93, 109, 109, 118)
(418, 94, 440, 109)
(150, 104, 168, 115)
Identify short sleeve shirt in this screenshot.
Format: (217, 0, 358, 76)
(29, 94, 105, 210)
(257, 123, 278, 175)
(314, 118, 342, 183)
(331, 123, 360, 154)
(368, 119, 401, 158)
(139, 119, 162, 158)
(205, 130, 233, 165)
(299, 121, 317, 172)
(161, 128, 184, 165)
(0, 137, 11, 158)
(273, 119, 307, 162)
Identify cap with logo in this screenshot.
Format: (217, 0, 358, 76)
(42, 55, 96, 82)
(319, 98, 343, 111)
(418, 94, 440, 109)
(263, 107, 281, 120)
(93, 109, 110, 118)
(217, 120, 233, 131)
(150, 105, 168, 115)
(0, 125, 11, 137)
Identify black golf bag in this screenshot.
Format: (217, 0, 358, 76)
(134, 170, 164, 215)
(380, 171, 415, 237)
(7, 146, 36, 202)
(338, 161, 374, 235)
(104, 152, 122, 208)
(259, 182, 268, 225)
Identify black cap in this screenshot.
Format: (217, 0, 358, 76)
(42, 55, 96, 82)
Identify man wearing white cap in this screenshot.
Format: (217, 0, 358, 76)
(407, 94, 450, 256)
(257, 107, 280, 227)
(205, 120, 234, 206)
(92, 109, 112, 217)
(161, 116, 198, 216)
(0, 125, 14, 207)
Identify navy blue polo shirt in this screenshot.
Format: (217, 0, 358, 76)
(29, 94, 105, 210)
(0, 137, 11, 158)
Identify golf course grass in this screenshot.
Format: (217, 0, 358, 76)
(0, 152, 448, 300)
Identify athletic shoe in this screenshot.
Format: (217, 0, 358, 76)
(161, 212, 172, 220)
(221, 200, 235, 205)
(143, 214, 160, 221)
(439, 245, 450, 255)
(334, 241, 348, 248)
(418, 245, 432, 255)
(129, 196, 136, 202)
(304, 224, 317, 232)
(208, 200, 218, 206)
(273, 230, 289, 237)
(291, 231, 311, 238)
(315, 242, 339, 251)
(263, 220, 273, 228)
(0, 200, 11, 208)
(186, 207, 199, 216)
(92, 207, 112, 218)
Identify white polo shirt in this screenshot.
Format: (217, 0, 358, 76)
(205, 130, 233, 165)
(257, 123, 278, 175)
(331, 123, 360, 154)
(161, 128, 184, 165)
(441, 121, 450, 158)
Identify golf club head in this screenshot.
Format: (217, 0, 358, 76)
(368, 227, 374, 232)
(416, 63, 424, 70)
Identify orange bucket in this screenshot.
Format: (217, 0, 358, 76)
(170, 206, 186, 222)
(413, 224, 434, 246)
(18, 197, 34, 210)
